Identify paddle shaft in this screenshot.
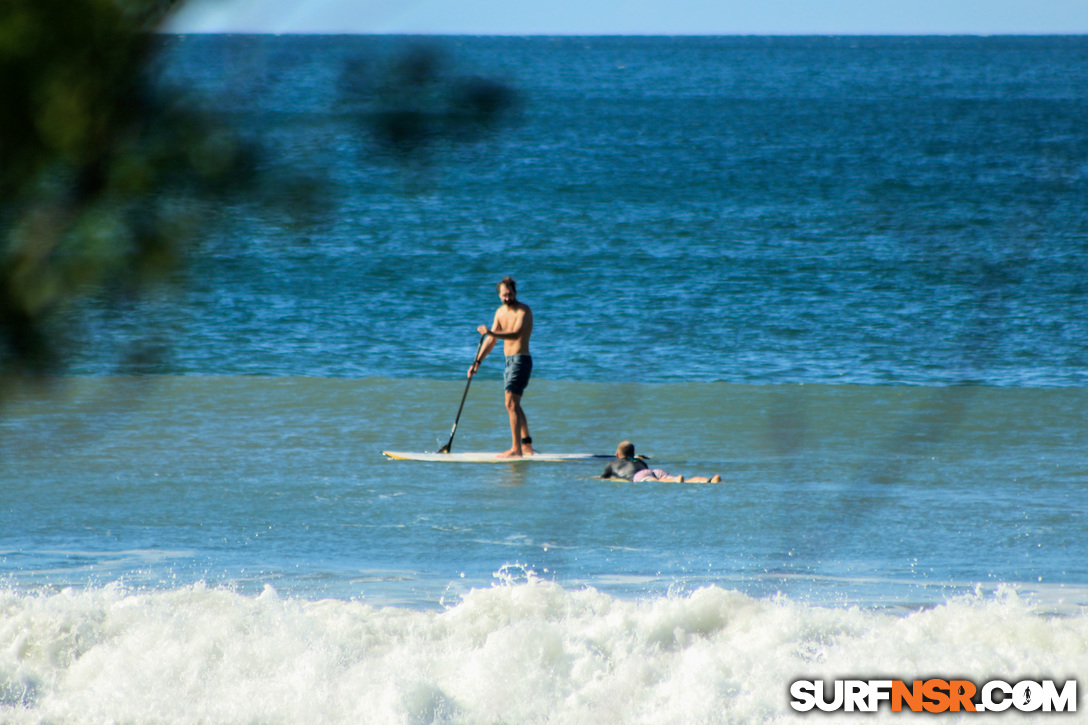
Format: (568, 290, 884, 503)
(438, 334, 487, 453)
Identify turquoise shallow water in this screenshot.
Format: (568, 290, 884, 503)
(4, 376, 1086, 609)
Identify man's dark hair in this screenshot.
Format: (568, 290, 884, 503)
(496, 276, 517, 294)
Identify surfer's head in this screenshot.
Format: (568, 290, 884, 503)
(616, 440, 635, 458)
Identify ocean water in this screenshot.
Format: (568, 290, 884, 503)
(3, 35, 1088, 722)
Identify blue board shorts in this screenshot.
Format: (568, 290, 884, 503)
(504, 355, 533, 396)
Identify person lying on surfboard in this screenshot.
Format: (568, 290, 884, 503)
(601, 441, 722, 483)
(468, 276, 535, 458)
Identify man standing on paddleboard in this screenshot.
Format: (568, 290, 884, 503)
(468, 276, 535, 458)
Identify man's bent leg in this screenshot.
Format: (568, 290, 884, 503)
(498, 392, 528, 458)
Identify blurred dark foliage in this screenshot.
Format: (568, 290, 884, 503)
(340, 42, 517, 154)
(0, 0, 259, 379)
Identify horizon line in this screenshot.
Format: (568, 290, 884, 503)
(158, 31, 1088, 37)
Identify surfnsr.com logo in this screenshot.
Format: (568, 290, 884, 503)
(790, 679, 1077, 713)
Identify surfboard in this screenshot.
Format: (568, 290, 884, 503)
(382, 450, 609, 463)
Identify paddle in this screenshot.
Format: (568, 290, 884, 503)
(437, 334, 487, 454)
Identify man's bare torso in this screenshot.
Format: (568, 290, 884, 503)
(493, 301, 532, 356)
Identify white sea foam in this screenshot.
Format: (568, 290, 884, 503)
(2, 578, 1084, 724)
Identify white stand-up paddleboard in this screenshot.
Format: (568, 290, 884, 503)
(382, 451, 609, 462)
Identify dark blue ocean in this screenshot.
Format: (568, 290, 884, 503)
(2, 36, 1087, 723)
(64, 35, 1088, 386)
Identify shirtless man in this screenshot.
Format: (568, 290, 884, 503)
(468, 276, 534, 458)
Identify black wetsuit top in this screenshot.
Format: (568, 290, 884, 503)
(601, 457, 649, 480)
